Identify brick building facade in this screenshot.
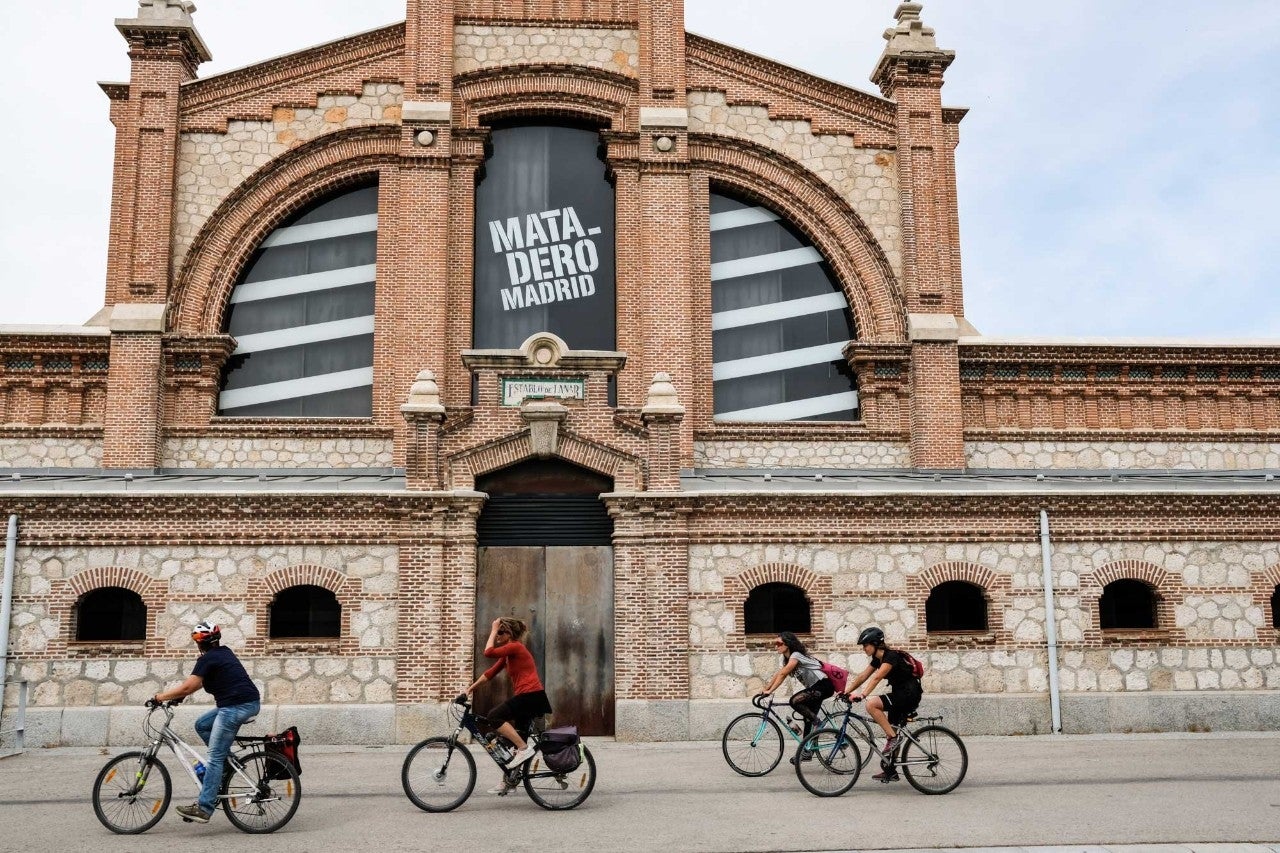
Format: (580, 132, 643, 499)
(1, 0, 1277, 745)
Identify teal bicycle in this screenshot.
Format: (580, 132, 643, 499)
(721, 693, 877, 776)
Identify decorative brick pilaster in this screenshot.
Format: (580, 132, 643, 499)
(401, 370, 447, 490)
(404, 0, 455, 99)
(102, 305, 167, 469)
(639, 0, 686, 104)
(908, 314, 964, 469)
(642, 372, 684, 490)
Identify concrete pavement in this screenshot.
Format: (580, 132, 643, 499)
(0, 732, 1277, 852)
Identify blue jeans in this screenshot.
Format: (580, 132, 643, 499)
(194, 700, 260, 815)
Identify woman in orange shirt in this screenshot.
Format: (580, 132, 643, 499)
(465, 617, 553, 775)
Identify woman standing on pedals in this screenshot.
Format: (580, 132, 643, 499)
(757, 631, 834, 764)
(465, 617, 553, 795)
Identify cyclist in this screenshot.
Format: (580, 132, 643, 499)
(152, 621, 261, 823)
(757, 631, 833, 763)
(465, 617, 553, 793)
(843, 625, 922, 781)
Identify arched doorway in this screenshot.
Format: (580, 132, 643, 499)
(474, 459, 615, 735)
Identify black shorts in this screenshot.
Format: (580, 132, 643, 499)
(881, 684, 922, 726)
(488, 690, 553, 731)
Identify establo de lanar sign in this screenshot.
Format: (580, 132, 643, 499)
(473, 125, 616, 351)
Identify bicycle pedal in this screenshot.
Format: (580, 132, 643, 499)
(181, 817, 193, 823)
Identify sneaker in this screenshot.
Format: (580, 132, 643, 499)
(872, 769, 899, 783)
(881, 735, 898, 755)
(504, 744, 537, 769)
(175, 803, 211, 823)
(789, 750, 815, 765)
(486, 781, 516, 795)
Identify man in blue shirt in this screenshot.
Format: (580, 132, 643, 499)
(153, 621, 261, 823)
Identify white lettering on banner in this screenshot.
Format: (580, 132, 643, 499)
(488, 206, 604, 311)
(502, 378, 586, 406)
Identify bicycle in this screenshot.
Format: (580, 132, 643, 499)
(91, 699, 302, 834)
(721, 693, 878, 777)
(401, 694, 596, 811)
(796, 696, 968, 797)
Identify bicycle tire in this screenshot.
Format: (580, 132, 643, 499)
(721, 712, 785, 777)
(221, 750, 302, 833)
(92, 750, 172, 834)
(401, 737, 477, 812)
(900, 724, 968, 795)
(523, 744, 596, 810)
(795, 729, 862, 797)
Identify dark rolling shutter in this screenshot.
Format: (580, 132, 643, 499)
(476, 494, 613, 546)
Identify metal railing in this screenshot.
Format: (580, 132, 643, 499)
(0, 680, 28, 757)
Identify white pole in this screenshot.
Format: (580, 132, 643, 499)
(1039, 509, 1062, 733)
(0, 515, 17, 720)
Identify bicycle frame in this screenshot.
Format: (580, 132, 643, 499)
(752, 694, 841, 746)
(131, 704, 259, 798)
(888, 715, 945, 771)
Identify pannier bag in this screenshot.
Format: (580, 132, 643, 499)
(536, 725, 582, 774)
(265, 726, 302, 779)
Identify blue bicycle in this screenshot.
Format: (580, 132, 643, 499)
(721, 693, 877, 776)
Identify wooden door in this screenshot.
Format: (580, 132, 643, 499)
(473, 545, 615, 735)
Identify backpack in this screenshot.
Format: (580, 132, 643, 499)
(819, 660, 849, 693)
(536, 725, 582, 775)
(265, 726, 302, 780)
(900, 651, 925, 680)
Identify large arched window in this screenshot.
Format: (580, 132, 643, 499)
(268, 585, 341, 639)
(1099, 579, 1158, 630)
(744, 582, 811, 634)
(75, 587, 147, 642)
(709, 191, 858, 421)
(925, 581, 988, 632)
(219, 182, 378, 416)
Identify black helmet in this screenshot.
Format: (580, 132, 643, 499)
(857, 626, 885, 646)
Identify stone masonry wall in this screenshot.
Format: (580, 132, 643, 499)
(967, 440, 1280, 470)
(173, 83, 405, 277)
(688, 90, 902, 279)
(1, 438, 102, 468)
(161, 437, 395, 468)
(689, 541, 1280, 702)
(693, 439, 910, 469)
(454, 25, 638, 76)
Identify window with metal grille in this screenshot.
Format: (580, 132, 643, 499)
(219, 182, 378, 417)
(744, 583, 811, 634)
(709, 190, 858, 422)
(925, 580, 988, 632)
(75, 587, 146, 642)
(1099, 579, 1157, 630)
(268, 585, 341, 639)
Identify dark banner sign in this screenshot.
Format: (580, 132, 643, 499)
(473, 125, 616, 350)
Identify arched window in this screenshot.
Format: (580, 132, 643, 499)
(708, 190, 858, 422)
(1272, 584, 1279, 629)
(744, 582, 811, 634)
(1099, 579, 1157, 630)
(219, 182, 379, 416)
(925, 581, 988, 632)
(75, 587, 146, 642)
(269, 585, 341, 639)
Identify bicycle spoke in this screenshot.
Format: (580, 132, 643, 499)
(795, 730, 861, 797)
(901, 725, 968, 795)
(721, 713, 784, 777)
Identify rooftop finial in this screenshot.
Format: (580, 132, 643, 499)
(136, 0, 197, 22)
(872, 2, 954, 90)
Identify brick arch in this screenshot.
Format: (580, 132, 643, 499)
(171, 124, 401, 334)
(243, 564, 358, 655)
(260, 564, 350, 596)
(455, 64, 638, 128)
(907, 562, 1005, 640)
(66, 566, 157, 598)
(917, 561, 1001, 592)
(1093, 560, 1168, 591)
(58, 567, 163, 650)
(728, 563, 825, 599)
(1261, 564, 1280, 630)
(691, 135, 907, 342)
(447, 428, 645, 491)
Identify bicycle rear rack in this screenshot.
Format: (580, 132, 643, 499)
(0, 680, 28, 758)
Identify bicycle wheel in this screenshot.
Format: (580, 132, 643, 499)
(901, 725, 968, 795)
(523, 744, 596, 810)
(721, 713, 785, 777)
(92, 751, 171, 834)
(220, 750, 302, 833)
(795, 729, 862, 797)
(401, 737, 476, 812)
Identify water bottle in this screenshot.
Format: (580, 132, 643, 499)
(193, 761, 205, 782)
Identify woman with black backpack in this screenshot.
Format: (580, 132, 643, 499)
(757, 631, 834, 764)
(843, 625, 923, 781)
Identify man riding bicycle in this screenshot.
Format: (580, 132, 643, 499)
(152, 621, 261, 824)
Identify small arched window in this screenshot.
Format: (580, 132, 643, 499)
(75, 587, 146, 642)
(1271, 584, 1279, 629)
(925, 581, 988, 632)
(1099, 579, 1157, 630)
(269, 585, 341, 639)
(744, 582, 811, 634)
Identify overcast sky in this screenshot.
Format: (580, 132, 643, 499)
(1, 1, 1276, 339)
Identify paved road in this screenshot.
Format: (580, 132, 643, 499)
(1, 733, 1278, 852)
